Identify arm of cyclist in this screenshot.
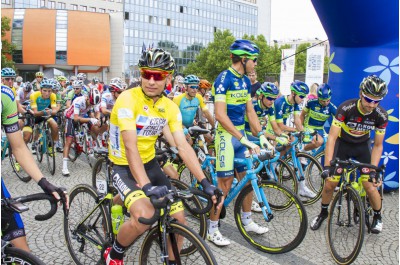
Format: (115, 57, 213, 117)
(300, 109, 307, 126)
(7, 131, 69, 207)
(172, 128, 222, 209)
(370, 133, 385, 186)
(293, 113, 304, 132)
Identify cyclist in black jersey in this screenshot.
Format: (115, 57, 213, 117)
(310, 75, 388, 233)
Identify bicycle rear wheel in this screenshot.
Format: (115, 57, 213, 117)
(35, 137, 43, 163)
(234, 180, 307, 254)
(2, 246, 45, 265)
(45, 130, 56, 175)
(8, 146, 31, 183)
(139, 222, 217, 265)
(64, 184, 112, 265)
(91, 157, 109, 192)
(328, 186, 365, 265)
(170, 178, 207, 240)
(275, 158, 297, 194)
(68, 140, 79, 162)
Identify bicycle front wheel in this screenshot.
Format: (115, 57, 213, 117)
(2, 246, 46, 265)
(64, 184, 112, 265)
(139, 222, 217, 265)
(8, 146, 31, 183)
(45, 130, 56, 175)
(328, 185, 365, 265)
(234, 180, 307, 254)
(91, 157, 109, 192)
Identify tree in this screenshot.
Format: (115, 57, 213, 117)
(1, 16, 15, 68)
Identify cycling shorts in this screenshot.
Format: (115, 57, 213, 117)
(65, 118, 77, 138)
(111, 159, 183, 214)
(215, 128, 247, 178)
(1, 180, 25, 241)
(330, 138, 372, 182)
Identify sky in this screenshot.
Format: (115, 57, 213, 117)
(270, 0, 328, 41)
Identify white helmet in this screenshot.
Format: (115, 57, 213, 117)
(89, 87, 101, 105)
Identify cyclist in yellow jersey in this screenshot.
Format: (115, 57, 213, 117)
(105, 48, 221, 265)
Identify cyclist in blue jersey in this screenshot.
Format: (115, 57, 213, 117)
(274, 80, 317, 198)
(244, 82, 289, 145)
(209, 39, 273, 246)
(300, 83, 337, 152)
(173, 74, 215, 144)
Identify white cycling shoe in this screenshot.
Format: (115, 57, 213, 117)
(207, 230, 230, 246)
(244, 221, 269, 234)
(251, 201, 262, 212)
(62, 168, 70, 177)
(299, 186, 316, 198)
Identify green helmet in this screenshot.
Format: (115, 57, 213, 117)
(57, 76, 67, 82)
(257, 82, 279, 98)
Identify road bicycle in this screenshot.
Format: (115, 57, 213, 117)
(64, 183, 217, 264)
(68, 122, 100, 168)
(327, 158, 385, 265)
(281, 131, 324, 205)
(34, 116, 56, 175)
(91, 147, 208, 240)
(1, 192, 66, 265)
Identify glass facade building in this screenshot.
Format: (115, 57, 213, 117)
(124, 0, 258, 77)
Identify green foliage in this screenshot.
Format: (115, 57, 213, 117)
(1, 16, 15, 69)
(294, 43, 310, 73)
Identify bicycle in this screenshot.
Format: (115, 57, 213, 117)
(68, 122, 100, 168)
(281, 131, 324, 205)
(1, 128, 32, 183)
(91, 147, 208, 240)
(327, 158, 385, 265)
(64, 183, 216, 264)
(33, 116, 56, 175)
(1, 192, 66, 265)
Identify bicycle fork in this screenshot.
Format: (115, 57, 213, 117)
(250, 179, 273, 222)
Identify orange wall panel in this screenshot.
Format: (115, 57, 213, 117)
(23, 9, 56, 64)
(68, 12, 110, 66)
(2, 9, 14, 60)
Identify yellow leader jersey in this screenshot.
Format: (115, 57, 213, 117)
(109, 87, 183, 165)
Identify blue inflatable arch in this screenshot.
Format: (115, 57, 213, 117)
(311, 0, 399, 190)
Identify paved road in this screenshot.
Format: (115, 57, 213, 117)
(2, 153, 399, 264)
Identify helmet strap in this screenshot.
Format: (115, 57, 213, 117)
(242, 58, 248, 76)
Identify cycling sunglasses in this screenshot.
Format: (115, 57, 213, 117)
(3, 77, 14, 81)
(188, 85, 199, 89)
(247, 57, 257, 63)
(140, 69, 169, 81)
(362, 93, 382, 104)
(263, 96, 277, 101)
(297, 94, 306, 99)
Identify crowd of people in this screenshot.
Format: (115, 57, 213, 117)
(1, 38, 389, 265)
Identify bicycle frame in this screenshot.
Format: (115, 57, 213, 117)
(287, 136, 307, 181)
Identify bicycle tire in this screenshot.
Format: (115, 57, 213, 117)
(36, 136, 43, 163)
(91, 157, 108, 192)
(169, 178, 207, 240)
(285, 152, 323, 205)
(83, 134, 94, 168)
(45, 130, 56, 175)
(327, 185, 365, 265)
(139, 222, 217, 265)
(68, 141, 79, 162)
(274, 158, 298, 195)
(8, 146, 32, 183)
(2, 246, 46, 265)
(234, 180, 307, 254)
(64, 184, 112, 265)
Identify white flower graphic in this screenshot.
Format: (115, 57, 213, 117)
(381, 151, 398, 165)
(364, 55, 399, 85)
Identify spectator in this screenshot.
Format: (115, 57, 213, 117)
(307, 83, 319, 100)
(249, 71, 261, 98)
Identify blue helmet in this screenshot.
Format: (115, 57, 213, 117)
(317, 83, 332, 99)
(184, 74, 200, 85)
(40, 79, 54, 89)
(290, 80, 309, 96)
(230, 39, 259, 58)
(257, 82, 279, 98)
(1, 68, 16, 78)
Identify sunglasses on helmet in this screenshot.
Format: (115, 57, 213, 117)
(140, 69, 169, 81)
(362, 93, 382, 104)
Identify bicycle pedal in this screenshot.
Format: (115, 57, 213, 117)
(299, 176, 305, 181)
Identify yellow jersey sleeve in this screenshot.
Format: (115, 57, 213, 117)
(29, 91, 39, 109)
(50, 93, 57, 108)
(196, 94, 208, 110)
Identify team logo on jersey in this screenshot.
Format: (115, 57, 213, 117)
(355, 117, 362, 122)
(157, 107, 165, 113)
(143, 105, 148, 112)
(136, 115, 166, 136)
(216, 84, 225, 93)
(315, 107, 320, 111)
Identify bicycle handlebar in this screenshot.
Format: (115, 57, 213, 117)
(2, 193, 59, 221)
(138, 188, 213, 225)
(330, 158, 385, 172)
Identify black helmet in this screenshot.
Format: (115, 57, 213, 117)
(359, 75, 388, 98)
(138, 48, 175, 73)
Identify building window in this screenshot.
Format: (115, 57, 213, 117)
(214, 26, 217, 33)
(108, 9, 114, 13)
(179, 6, 183, 13)
(39, 0, 45, 7)
(81, 5, 87, 11)
(2, 0, 11, 4)
(71, 4, 78, 10)
(99, 8, 105, 13)
(90, 7, 96, 12)
(167, 18, 171, 26)
(124, 12, 129, 20)
(58, 2, 66, 9)
(48, 1, 56, 8)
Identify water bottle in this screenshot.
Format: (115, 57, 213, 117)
(111, 204, 124, 234)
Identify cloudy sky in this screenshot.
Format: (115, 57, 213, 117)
(270, 0, 328, 41)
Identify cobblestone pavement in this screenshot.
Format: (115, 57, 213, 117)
(2, 153, 399, 265)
